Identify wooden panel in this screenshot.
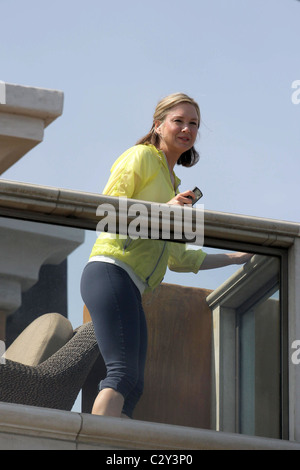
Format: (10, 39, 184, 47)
(135, 283, 212, 428)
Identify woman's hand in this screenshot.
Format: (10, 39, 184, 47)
(229, 252, 253, 265)
(199, 252, 253, 270)
(167, 190, 196, 206)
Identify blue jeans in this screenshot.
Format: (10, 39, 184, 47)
(80, 261, 147, 418)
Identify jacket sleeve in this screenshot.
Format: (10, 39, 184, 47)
(168, 242, 207, 273)
(102, 146, 149, 198)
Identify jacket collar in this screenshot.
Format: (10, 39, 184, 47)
(150, 145, 181, 192)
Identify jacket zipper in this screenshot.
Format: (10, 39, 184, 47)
(159, 150, 179, 193)
(123, 236, 133, 253)
(145, 241, 167, 285)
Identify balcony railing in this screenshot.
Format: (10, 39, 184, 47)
(0, 179, 300, 449)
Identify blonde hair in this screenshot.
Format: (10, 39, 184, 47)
(136, 93, 201, 167)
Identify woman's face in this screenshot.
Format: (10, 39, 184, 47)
(155, 102, 199, 159)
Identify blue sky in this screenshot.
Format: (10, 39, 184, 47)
(1, 0, 299, 333)
(1, 0, 299, 222)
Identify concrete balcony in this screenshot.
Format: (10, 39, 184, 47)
(0, 181, 300, 449)
(1, 402, 300, 450)
(0, 81, 63, 174)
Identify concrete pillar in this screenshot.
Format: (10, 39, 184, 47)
(0, 217, 84, 341)
(288, 238, 300, 442)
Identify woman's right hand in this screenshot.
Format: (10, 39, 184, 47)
(167, 190, 195, 206)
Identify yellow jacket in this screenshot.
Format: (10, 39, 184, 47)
(90, 144, 206, 290)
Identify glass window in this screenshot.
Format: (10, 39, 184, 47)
(206, 253, 284, 439)
(0, 216, 287, 439)
(239, 288, 280, 438)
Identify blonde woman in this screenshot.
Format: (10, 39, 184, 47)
(80, 93, 250, 419)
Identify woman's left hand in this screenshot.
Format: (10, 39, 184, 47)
(199, 252, 253, 270)
(230, 252, 253, 264)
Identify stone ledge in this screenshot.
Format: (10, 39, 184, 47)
(0, 82, 64, 127)
(1, 402, 300, 450)
(0, 82, 63, 174)
(0, 180, 299, 248)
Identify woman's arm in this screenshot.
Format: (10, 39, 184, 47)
(167, 193, 252, 271)
(199, 252, 252, 270)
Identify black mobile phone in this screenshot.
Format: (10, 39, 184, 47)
(187, 186, 203, 205)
